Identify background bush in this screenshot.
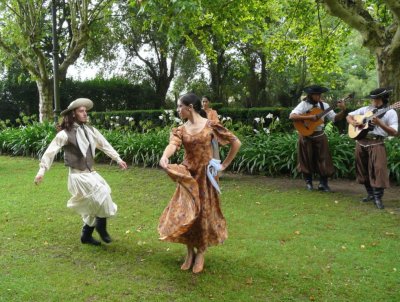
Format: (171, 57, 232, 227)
(1, 121, 399, 183)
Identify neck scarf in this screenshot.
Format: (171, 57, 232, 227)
(74, 123, 96, 158)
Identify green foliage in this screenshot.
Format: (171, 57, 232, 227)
(60, 78, 158, 111)
(88, 107, 294, 133)
(0, 121, 56, 158)
(231, 132, 299, 176)
(0, 0, 116, 121)
(1, 119, 399, 183)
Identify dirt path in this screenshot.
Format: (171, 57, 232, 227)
(221, 173, 400, 211)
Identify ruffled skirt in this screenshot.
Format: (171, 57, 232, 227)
(67, 169, 117, 226)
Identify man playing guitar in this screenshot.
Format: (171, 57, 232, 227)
(346, 88, 398, 209)
(289, 85, 346, 192)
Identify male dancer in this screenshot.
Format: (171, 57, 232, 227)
(34, 98, 127, 245)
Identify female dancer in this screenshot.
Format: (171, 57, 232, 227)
(159, 93, 241, 273)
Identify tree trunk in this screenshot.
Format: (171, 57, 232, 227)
(209, 50, 225, 103)
(36, 79, 53, 122)
(154, 79, 171, 108)
(247, 60, 259, 108)
(375, 49, 400, 102)
(258, 53, 268, 105)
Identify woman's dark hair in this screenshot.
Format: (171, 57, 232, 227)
(180, 93, 207, 118)
(58, 110, 75, 132)
(202, 95, 211, 102)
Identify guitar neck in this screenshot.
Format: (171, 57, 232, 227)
(316, 106, 334, 119)
(315, 94, 352, 119)
(368, 106, 395, 121)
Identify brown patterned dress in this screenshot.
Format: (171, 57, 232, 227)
(158, 120, 237, 251)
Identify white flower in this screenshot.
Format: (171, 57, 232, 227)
(115, 116, 119, 120)
(260, 117, 265, 123)
(115, 123, 120, 127)
(276, 117, 280, 122)
(266, 113, 273, 119)
(253, 129, 259, 134)
(158, 115, 164, 120)
(254, 117, 261, 123)
(126, 117, 129, 120)
(222, 117, 226, 122)
(169, 116, 174, 121)
(226, 117, 232, 121)
(264, 128, 270, 134)
(128, 117, 134, 122)
(218, 115, 221, 119)
(174, 117, 181, 123)
(164, 110, 169, 114)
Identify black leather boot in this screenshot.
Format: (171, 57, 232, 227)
(81, 224, 101, 246)
(304, 174, 313, 191)
(362, 184, 374, 202)
(372, 188, 384, 209)
(95, 217, 112, 243)
(318, 176, 331, 192)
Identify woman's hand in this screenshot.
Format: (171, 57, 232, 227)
(220, 163, 227, 171)
(159, 156, 169, 169)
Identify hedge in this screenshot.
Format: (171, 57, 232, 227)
(1, 122, 399, 183)
(88, 106, 353, 133)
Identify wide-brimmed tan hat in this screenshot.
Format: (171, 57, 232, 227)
(60, 98, 93, 116)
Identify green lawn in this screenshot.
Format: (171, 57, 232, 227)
(0, 156, 399, 302)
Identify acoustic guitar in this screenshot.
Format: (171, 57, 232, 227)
(348, 101, 400, 139)
(293, 93, 354, 136)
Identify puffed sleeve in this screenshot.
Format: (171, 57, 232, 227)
(210, 121, 238, 146)
(92, 127, 123, 163)
(169, 126, 183, 150)
(36, 130, 68, 176)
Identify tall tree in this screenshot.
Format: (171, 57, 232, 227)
(111, 1, 183, 107)
(0, 0, 113, 121)
(321, 0, 400, 100)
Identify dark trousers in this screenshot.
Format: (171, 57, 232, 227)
(297, 133, 335, 178)
(355, 139, 389, 189)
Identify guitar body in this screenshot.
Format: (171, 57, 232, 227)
(348, 111, 374, 139)
(293, 107, 324, 136)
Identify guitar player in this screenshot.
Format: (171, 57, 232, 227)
(289, 85, 346, 192)
(346, 88, 398, 209)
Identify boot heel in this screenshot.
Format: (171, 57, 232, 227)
(95, 217, 112, 243)
(81, 225, 101, 246)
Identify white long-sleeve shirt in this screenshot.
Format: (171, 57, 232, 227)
(36, 127, 122, 177)
(291, 101, 336, 131)
(348, 106, 398, 137)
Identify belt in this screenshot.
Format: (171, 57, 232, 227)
(309, 131, 325, 138)
(69, 167, 94, 174)
(364, 134, 384, 140)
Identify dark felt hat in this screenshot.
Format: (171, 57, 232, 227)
(303, 85, 329, 94)
(366, 88, 392, 99)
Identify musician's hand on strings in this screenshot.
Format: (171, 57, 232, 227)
(309, 115, 318, 121)
(371, 117, 383, 127)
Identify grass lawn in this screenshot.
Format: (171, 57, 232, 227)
(0, 155, 399, 302)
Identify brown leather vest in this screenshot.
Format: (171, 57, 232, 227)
(64, 125, 94, 171)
